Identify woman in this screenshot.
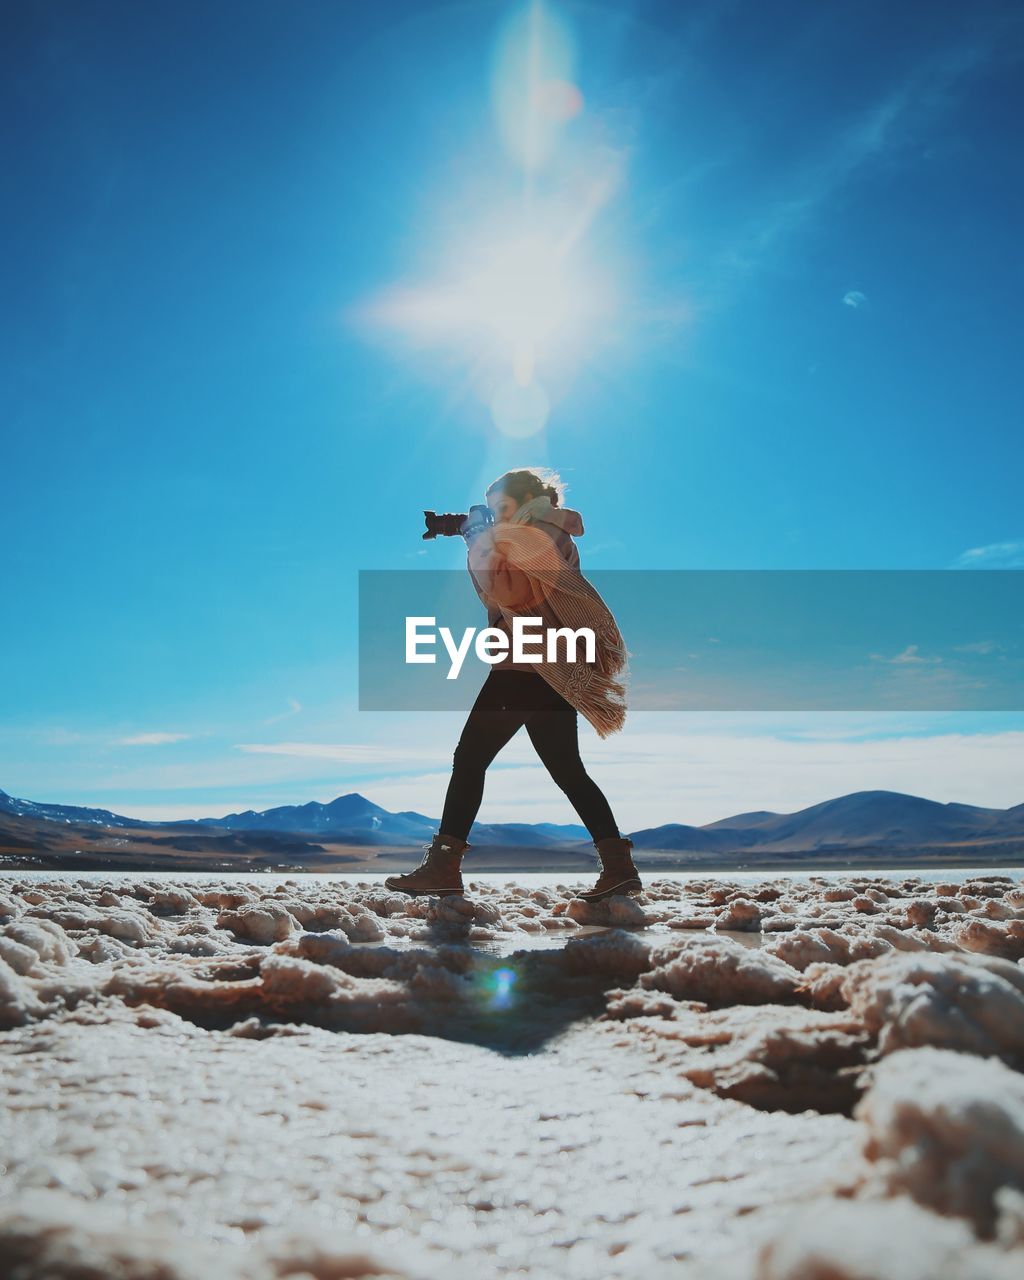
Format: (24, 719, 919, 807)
(385, 468, 642, 903)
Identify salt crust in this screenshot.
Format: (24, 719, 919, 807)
(1, 871, 1023, 1277)
(0, 1187, 450, 1280)
(856, 1047, 1024, 1235)
(686, 1197, 1024, 1280)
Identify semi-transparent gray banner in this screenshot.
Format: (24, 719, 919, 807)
(358, 570, 1024, 711)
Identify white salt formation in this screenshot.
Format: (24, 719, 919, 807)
(1, 870, 1023, 1277)
(856, 1047, 1024, 1234)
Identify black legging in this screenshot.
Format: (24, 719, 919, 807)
(439, 669, 620, 844)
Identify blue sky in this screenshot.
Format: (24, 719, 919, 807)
(2, 0, 1022, 827)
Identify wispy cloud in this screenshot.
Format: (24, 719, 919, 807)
(116, 732, 191, 746)
(954, 640, 1002, 655)
(861, 650, 991, 710)
(235, 741, 440, 764)
(869, 644, 942, 666)
(361, 725, 1024, 829)
(714, 29, 1013, 288)
(28, 713, 1024, 827)
(263, 699, 303, 725)
(842, 290, 867, 309)
(952, 540, 1024, 569)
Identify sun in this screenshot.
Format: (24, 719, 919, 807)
(455, 231, 581, 382)
(360, 215, 607, 374)
(351, 2, 627, 436)
(357, 217, 613, 436)
(460, 235, 572, 347)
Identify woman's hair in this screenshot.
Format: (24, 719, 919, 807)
(486, 467, 566, 508)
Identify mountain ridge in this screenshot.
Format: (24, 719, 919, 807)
(2, 786, 1023, 852)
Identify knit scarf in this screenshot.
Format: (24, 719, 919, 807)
(468, 497, 629, 737)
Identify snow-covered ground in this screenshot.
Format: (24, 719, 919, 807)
(2, 870, 1024, 1278)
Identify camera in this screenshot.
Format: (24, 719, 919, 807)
(422, 504, 494, 540)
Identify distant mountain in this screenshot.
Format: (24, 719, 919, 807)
(0, 788, 590, 848)
(702, 810, 782, 831)
(631, 790, 1024, 852)
(170, 794, 591, 847)
(624, 823, 738, 853)
(750, 791, 1021, 850)
(174, 793, 432, 841)
(3, 786, 1023, 861)
(0, 788, 144, 829)
(1004, 801, 1024, 823)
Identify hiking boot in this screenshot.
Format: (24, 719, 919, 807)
(577, 836, 642, 903)
(384, 833, 469, 897)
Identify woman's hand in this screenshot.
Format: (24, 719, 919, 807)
(467, 527, 544, 611)
(459, 508, 492, 543)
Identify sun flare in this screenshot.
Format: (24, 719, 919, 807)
(364, 223, 602, 367)
(456, 231, 588, 377)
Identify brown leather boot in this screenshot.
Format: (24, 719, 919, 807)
(384, 833, 469, 897)
(577, 836, 642, 902)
